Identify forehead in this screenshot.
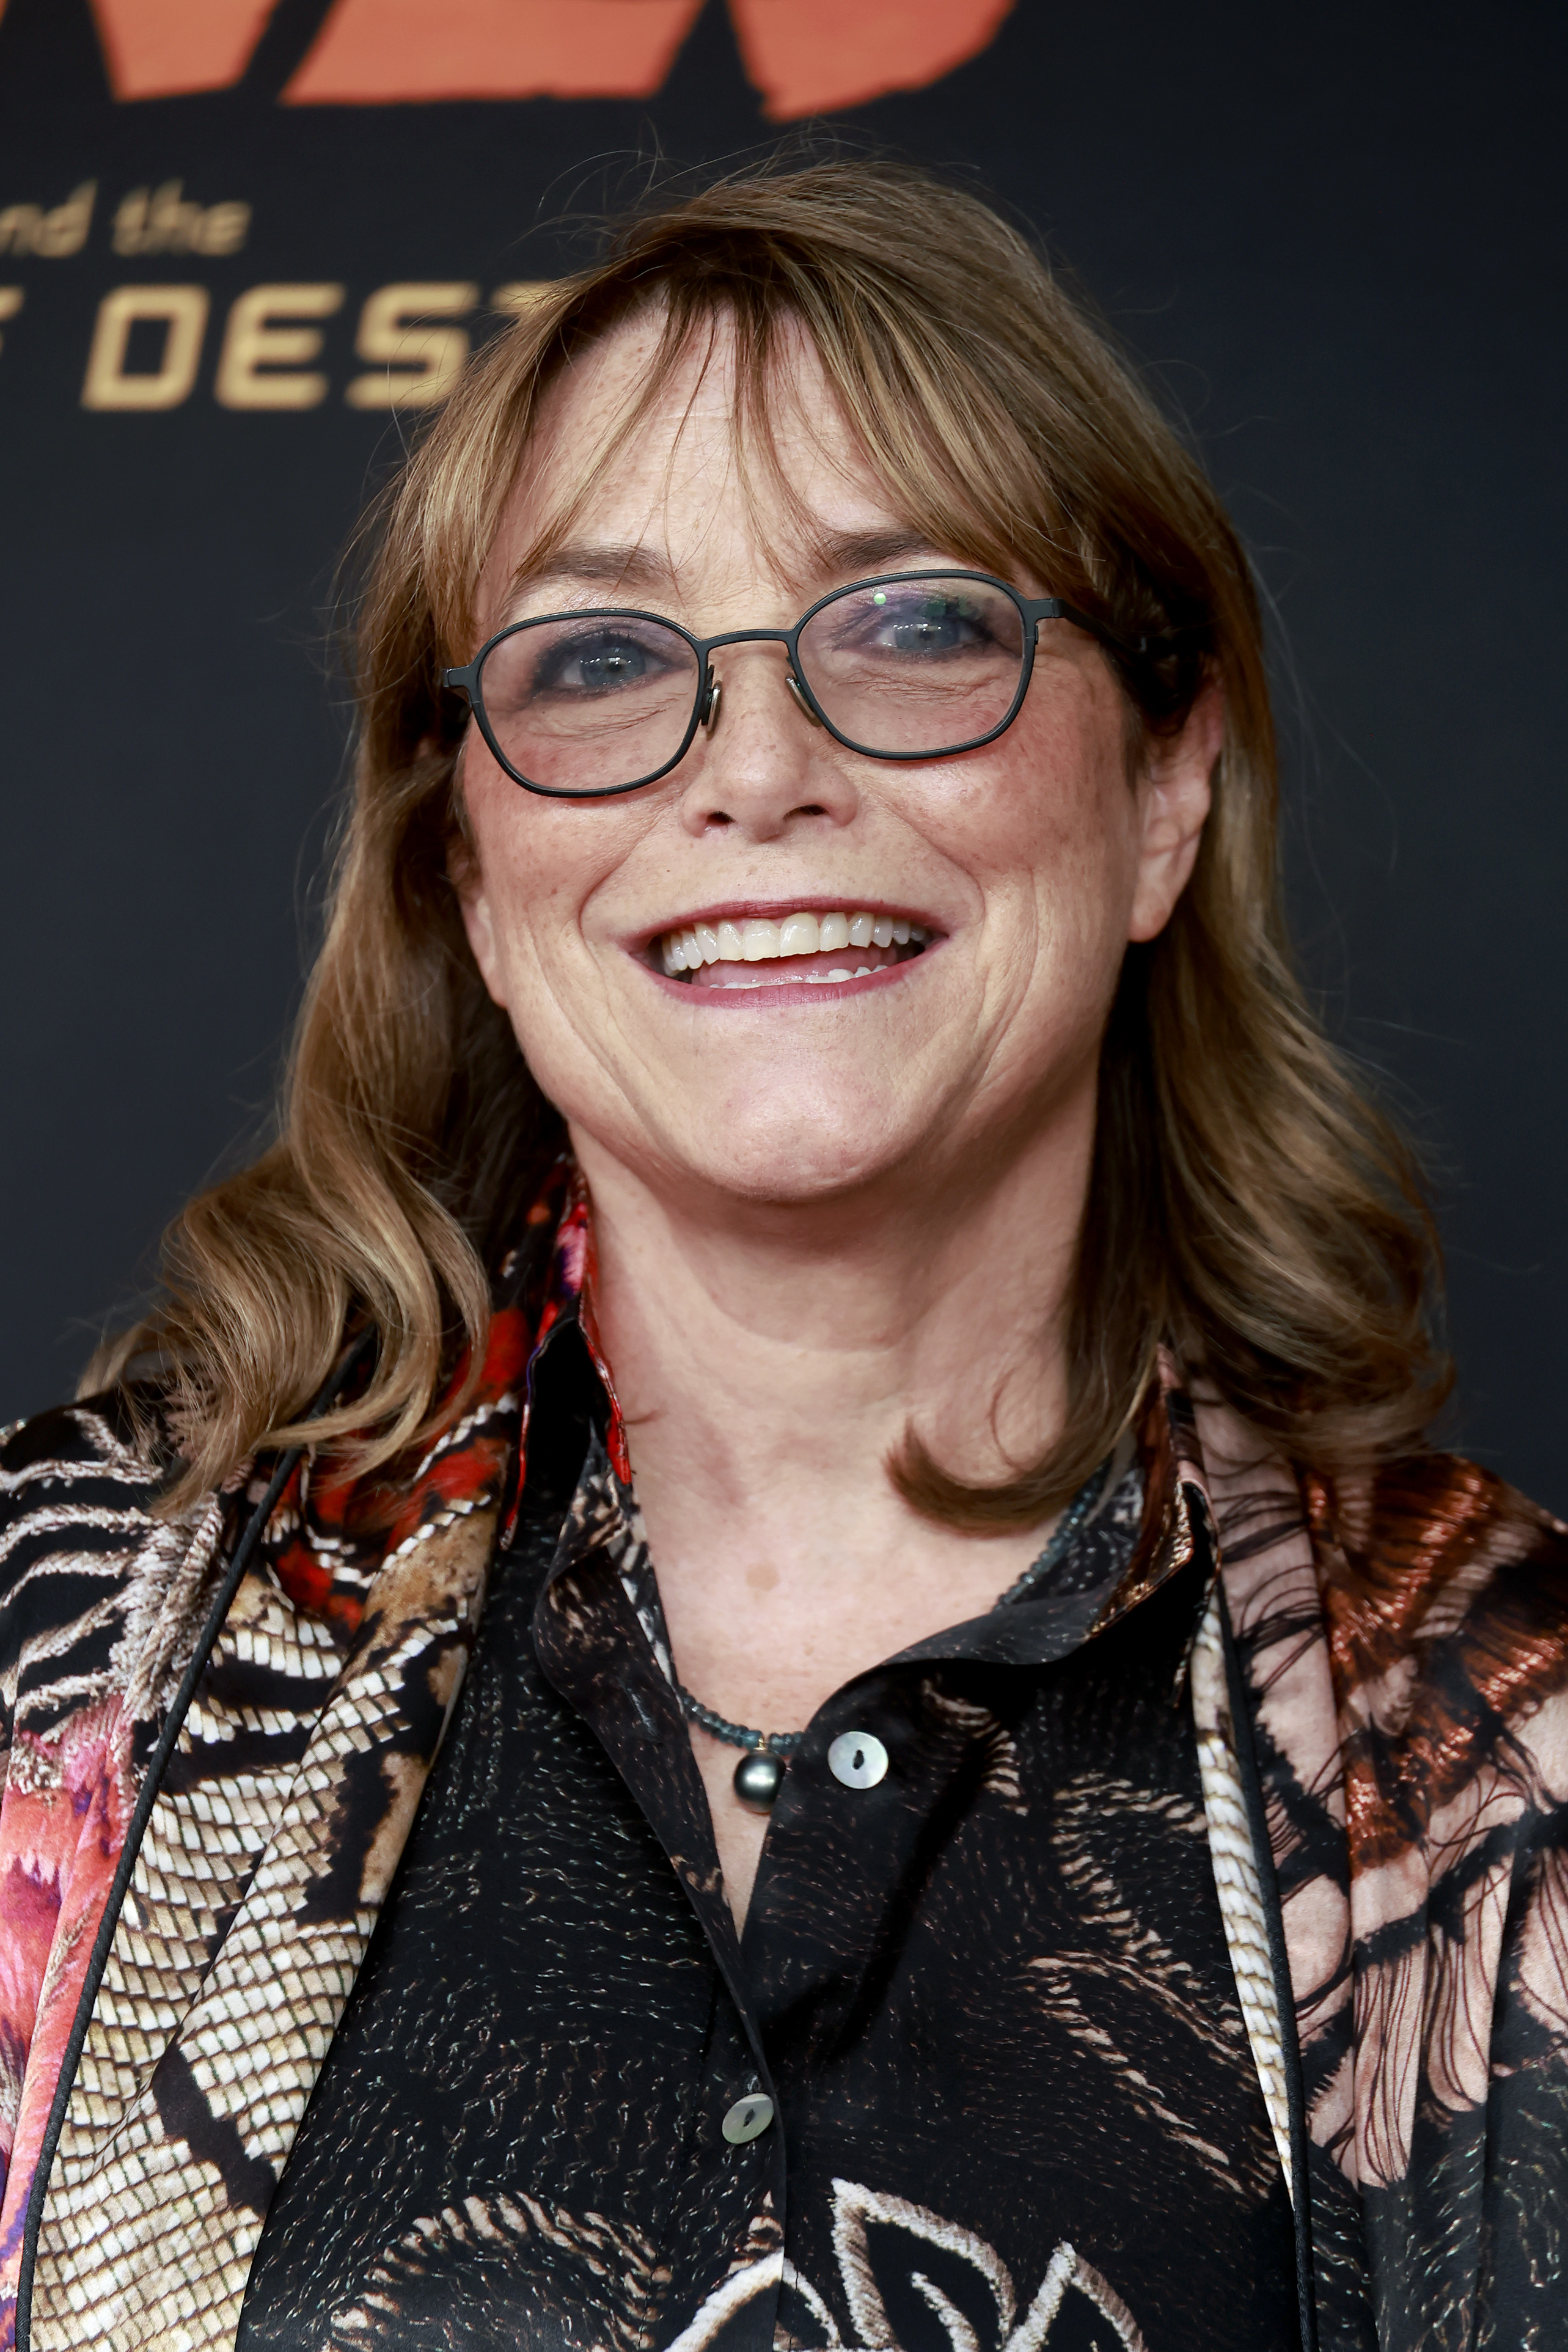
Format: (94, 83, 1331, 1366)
(494, 309, 906, 587)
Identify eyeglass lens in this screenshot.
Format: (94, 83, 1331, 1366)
(474, 576, 1028, 793)
(797, 577, 1026, 755)
(475, 613, 702, 797)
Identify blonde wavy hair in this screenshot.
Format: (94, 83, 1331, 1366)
(94, 158, 1449, 1525)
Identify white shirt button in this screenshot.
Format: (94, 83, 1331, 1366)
(828, 1730, 889, 1789)
(721, 2092, 774, 2144)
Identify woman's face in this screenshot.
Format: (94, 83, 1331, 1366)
(457, 316, 1218, 1214)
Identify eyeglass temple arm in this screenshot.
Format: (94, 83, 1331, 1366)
(1023, 597, 1179, 664)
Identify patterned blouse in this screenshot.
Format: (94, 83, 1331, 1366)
(0, 1163, 1564, 2351)
(238, 1324, 1298, 2352)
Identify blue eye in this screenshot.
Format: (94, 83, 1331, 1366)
(882, 598, 988, 654)
(539, 633, 658, 694)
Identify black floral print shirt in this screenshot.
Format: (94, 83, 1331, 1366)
(239, 1318, 1300, 2352)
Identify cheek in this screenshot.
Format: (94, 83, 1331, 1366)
(942, 702, 1143, 1086)
(462, 753, 610, 995)
(917, 686, 1139, 933)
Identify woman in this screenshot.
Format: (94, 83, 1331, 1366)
(0, 162, 1562, 2352)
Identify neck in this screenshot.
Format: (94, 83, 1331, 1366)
(572, 1085, 1101, 1933)
(573, 1087, 1094, 1553)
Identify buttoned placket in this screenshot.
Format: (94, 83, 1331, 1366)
(527, 1472, 790, 2352)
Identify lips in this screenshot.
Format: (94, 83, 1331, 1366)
(655, 906, 934, 992)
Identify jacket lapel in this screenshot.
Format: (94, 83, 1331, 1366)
(28, 1492, 499, 2349)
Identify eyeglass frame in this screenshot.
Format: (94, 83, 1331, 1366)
(441, 568, 1176, 801)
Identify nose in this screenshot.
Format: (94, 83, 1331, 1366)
(675, 642, 858, 841)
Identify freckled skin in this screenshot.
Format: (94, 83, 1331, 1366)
(457, 316, 1220, 1921)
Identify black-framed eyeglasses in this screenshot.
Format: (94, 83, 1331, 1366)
(442, 569, 1168, 801)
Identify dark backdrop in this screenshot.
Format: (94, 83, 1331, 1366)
(1, 0, 1563, 1509)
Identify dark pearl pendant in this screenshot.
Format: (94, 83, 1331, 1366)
(733, 1749, 785, 1811)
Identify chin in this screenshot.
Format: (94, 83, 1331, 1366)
(697, 1151, 899, 1209)
(637, 1092, 930, 1209)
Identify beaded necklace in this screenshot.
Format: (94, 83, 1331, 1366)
(676, 1454, 1114, 1811)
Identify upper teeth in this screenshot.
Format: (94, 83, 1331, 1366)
(659, 909, 927, 975)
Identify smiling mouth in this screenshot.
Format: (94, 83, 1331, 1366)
(654, 907, 934, 991)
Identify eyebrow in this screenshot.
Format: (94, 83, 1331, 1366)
(504, 543, 672, 603)
(807, 527, 951, 577)
(505, 528, 960, 611)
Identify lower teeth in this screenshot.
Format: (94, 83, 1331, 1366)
(713, 964, 878, 989)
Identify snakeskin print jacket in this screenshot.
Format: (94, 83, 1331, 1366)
(0, 1181, 1564, 2351)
